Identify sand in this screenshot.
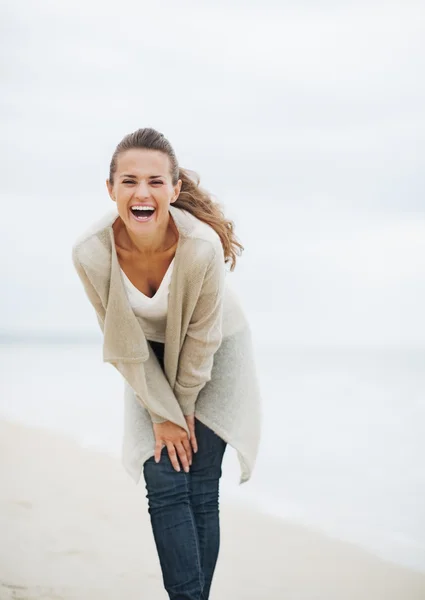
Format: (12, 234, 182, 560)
(1, 418, 424, 600)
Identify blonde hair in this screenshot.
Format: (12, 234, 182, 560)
(108, 127, 244, 271)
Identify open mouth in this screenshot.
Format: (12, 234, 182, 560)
(130, 206, 156, 222)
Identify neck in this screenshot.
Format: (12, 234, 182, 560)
(115, 212, 178, 257)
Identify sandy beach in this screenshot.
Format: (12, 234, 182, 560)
(1, 418, 424, 600)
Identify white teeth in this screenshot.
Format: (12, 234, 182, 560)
(131, 206, 155, 211)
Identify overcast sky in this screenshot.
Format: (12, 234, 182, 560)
(1, 0, 424, 346)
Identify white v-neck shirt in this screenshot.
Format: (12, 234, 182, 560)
(120, 258, 175, 343)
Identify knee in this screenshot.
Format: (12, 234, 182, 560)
(166, 576, 205, 600)
(143, 456, 190, 512)
(192, 496, 219, 517)
(190, 482, 220, 515)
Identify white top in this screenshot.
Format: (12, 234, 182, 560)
(120, 258, 175, 343)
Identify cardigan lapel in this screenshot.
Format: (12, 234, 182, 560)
(102, 223, 150, 363)
(163, 205, 195, 387)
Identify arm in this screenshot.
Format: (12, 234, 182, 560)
(174, 243, 226, 416)
(72, 245, 167, 424)
(72, 246, 106, 330)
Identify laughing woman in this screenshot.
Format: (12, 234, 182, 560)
(72, 127, 262, 600)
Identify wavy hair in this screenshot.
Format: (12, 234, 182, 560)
(108, 127, 243, 271)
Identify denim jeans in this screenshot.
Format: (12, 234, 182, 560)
(144, 341, 227, 600)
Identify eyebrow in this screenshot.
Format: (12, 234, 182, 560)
(120, 173, 165, 179)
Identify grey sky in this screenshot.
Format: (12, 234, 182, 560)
(1, 0, 424, 345)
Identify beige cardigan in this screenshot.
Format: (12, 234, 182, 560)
(72, 205, 262, 484)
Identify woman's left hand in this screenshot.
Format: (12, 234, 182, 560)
(185, 414, 198, 454)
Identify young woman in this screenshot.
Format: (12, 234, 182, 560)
(72, 127, 262, 600)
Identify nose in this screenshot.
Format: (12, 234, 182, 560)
(134, 180, 151, 198)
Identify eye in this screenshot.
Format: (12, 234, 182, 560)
(123, 180, 135, 184)
(152, 181, 163, 185)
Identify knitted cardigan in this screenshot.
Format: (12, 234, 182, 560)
(72, 205, 262, 484)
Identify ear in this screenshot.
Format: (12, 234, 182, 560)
(106, 179, 115, 202)
(171, 179, 182, 204)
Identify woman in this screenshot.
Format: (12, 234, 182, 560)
(72, 127, 262, 600)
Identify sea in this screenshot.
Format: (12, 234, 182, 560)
(1, 337, 424, 573)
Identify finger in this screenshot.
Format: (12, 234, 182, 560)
(166, 442, 181, 472)
(175, 442, 190, 473)
(154, 439, 163, 463)
(191, 432, 198, 454)
(182, 438, 192, 466)
(189, 423, 198, 454)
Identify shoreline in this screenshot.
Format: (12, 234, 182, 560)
(1, 417, 425, 600)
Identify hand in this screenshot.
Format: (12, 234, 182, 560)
(153, 421, 192, 473)
(185, 414, 198, 454)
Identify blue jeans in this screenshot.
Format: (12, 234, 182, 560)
(144, 341, 227, 600)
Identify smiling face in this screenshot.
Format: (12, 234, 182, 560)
(106, 148, 181, 235)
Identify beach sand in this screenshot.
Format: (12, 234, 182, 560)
(1, 418, 424, 600)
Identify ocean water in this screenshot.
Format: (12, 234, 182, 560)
(1, 340, 424, 573)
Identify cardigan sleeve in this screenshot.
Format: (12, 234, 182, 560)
(72, 246, 167, 425)
(72, 246, 107, 328)
(173, 243, 226, 416)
